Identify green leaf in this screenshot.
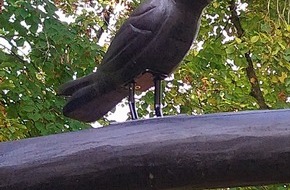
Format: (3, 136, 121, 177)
(44, 2, 58, 15)
(22, 105, 35, 112)
(261, 23, 271, 33)
(250, 36, 259, 43)
(226, 46, 236, 54)
(15, 37, 26, 46)
(19, 9, 29, 19)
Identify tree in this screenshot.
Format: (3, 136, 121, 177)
(0, 0, 114, 140)
(0, 0, 290, 140)
(0, 0, 289, 145)
(0, 0, 289, 189)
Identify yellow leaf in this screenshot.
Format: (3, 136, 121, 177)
(276, 29, 282, 36)
(235, 37, 242, 44)
(208, 98, 217, 105)
(287, 25, 290, 32)
(278, 72, 287, 83)
(212, 2, 219, 8)
(250, 36, 259, 43)
(250, 77, 256, 84)
(271, 76, 279, 83)
(278, 42, 286, 50)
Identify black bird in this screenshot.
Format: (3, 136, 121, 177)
(58, 0, 211, 122)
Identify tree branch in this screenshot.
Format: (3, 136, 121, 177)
(245, 52, 270, 109)
(0, 35, 41, 73)
(229, 0, 269, 109)
(96, 6, 113, 42)
(0, 38, 28, 64)
(0, 0, 3, 13)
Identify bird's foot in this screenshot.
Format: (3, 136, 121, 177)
(144, 69, 167, 118)
(128, 82, 138, 120)
(153, 75, 165, 117)
(128, 70, 167, 120)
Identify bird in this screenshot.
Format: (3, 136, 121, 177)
(58, 0, 212, 122)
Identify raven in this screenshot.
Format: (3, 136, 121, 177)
(58, 0, 211, 122)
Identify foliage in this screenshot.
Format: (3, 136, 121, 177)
(0, 0, 108, 140)
(0, 0, 289, 138)
(0, 0, 289, 131)
(0, 0, 289, 189)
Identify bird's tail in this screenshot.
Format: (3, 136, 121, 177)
(58, 73, 128, 122)
(58, 73, 98, 96)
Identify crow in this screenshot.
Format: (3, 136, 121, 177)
(58, 0, 211, 122)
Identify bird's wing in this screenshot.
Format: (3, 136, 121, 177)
(58, 0, 170, 96)
(59, 0, 174, 122)
(98, 0, 170, 73)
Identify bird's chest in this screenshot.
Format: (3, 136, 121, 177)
(145, 19, 196, 73)
(129, 10, 199, 91)
(133, 22, 196, 92)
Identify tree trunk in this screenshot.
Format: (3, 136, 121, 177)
(0, 109, 290, 190)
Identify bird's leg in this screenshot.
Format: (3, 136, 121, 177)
(128, 82, 138, 120)
(154, 76, 163, 117)
(153, 73, 167, 117)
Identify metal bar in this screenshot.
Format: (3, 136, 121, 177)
(154, 76, 163, 117)
(128, 82, 138, 120)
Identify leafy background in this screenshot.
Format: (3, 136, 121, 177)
(0, 0, 290, 188)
